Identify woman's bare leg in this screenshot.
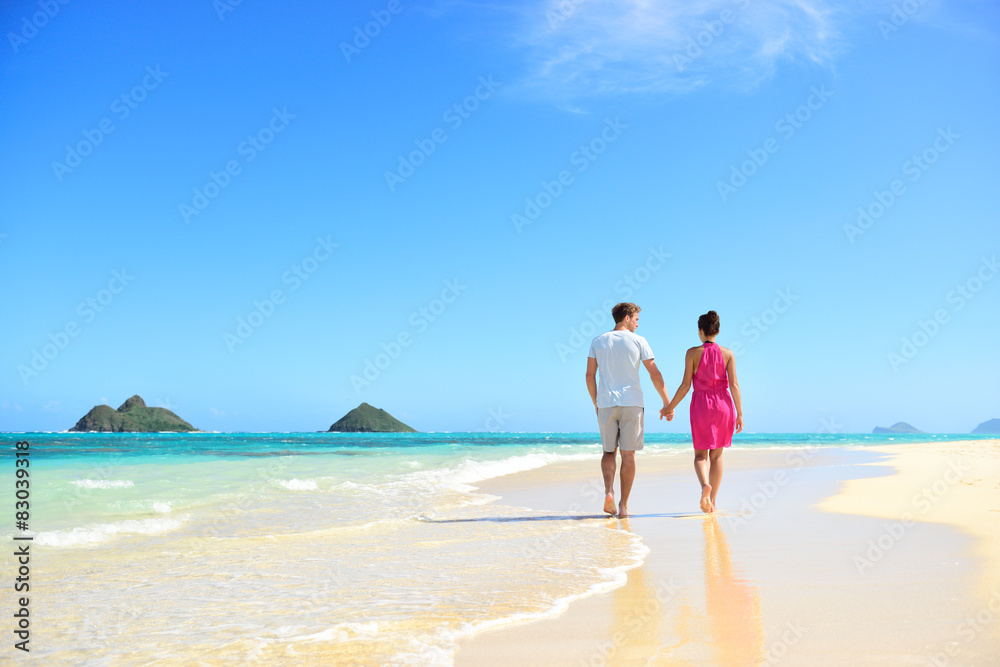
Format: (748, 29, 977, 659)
(694, 449, 712, 513)
(708, 448, 724, 509)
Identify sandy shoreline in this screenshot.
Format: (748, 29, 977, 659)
(456, 440, 1000, 666)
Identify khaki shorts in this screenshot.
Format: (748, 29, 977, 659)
(597, 406, 644, 453)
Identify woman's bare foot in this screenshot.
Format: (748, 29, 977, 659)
(618, 501, 629, 518)
(700, 484, 714, 513)
(603, 492, 617, 515)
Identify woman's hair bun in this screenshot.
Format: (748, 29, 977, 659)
(698, 310, 721, 336)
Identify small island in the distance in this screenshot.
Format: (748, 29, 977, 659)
(971, 418, 1000, 434)
(53, 396, 996, 435)
(329, 403, 416, 433)
(69, 395, 198, 432)
(873, 422, 923, 434)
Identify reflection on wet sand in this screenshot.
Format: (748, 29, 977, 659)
(607, 518, 663, 666)
(619, 516, 764, 665)
(703, 517, 764, 665)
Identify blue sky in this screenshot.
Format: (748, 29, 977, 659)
(2, 0, 998, 433)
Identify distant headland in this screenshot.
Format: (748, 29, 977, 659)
(872, 422, 923, 434)
(328, 403, 416, 433)
(971, 418, 1000, 434)
(69, 395, 198, 432)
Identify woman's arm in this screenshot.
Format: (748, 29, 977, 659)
(725, 349, 744, 433)
(660, 348, 697, 420)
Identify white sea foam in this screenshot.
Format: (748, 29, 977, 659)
(108, 499, 175, 514)
(290, 621, 379, 643)
(324, 450, 598, 517)
(34, 516, 185, 547)
(71, 479, 134, 489)
(405, 450, 595, 493)
(391, 527, 651, 665)
(277, 479, 318, 491)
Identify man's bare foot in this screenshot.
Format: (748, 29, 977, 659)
(700, 484, 714, 513)
(603, 493, 617, 515)
(618, 501, 629, 518)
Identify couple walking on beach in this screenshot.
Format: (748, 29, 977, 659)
(585, 303, 744, 517)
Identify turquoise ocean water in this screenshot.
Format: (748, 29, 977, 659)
(0, 431, 991, 664)
(2, 431, 986, 544)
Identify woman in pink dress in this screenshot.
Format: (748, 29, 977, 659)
(661, 311, 743, 513)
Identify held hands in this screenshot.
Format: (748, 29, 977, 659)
(659, 406, 674, 421)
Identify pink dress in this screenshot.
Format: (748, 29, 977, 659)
(690, 342, 736, 450)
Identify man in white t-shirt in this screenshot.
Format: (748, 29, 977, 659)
(586, 302, 670, 517)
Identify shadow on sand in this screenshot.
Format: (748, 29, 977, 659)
(418, 512, 710, 523)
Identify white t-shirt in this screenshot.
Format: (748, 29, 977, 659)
(588, 330, 654, 408)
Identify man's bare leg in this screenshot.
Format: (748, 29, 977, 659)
(602, 450, 617, 515)
(694, 450, 713, 513)
(708, 448, 724, 509)
(618, 450, 636, 517)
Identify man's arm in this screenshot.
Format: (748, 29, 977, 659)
(586, 357, 599, 414)
(642, 358, 670, 410)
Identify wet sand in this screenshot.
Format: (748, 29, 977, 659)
(456, 441, 1000, 666)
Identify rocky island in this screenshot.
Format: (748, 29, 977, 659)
(971, 418, 1000, 434)
(873, 422, 923, 434)
(328, 403, 416, 433)
(69, 395, 198, 432)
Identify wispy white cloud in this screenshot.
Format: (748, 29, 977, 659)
(512, 0, 880, 99)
